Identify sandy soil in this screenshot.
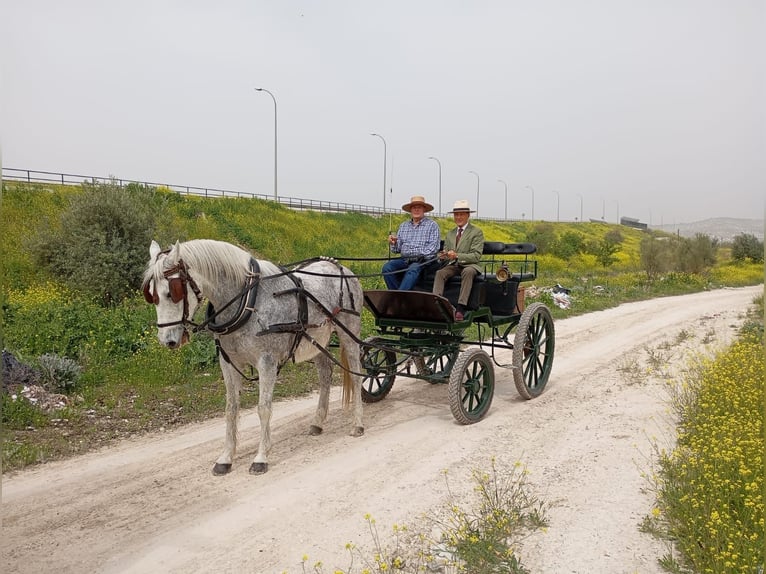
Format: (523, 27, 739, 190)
(2, 285, 762, 574)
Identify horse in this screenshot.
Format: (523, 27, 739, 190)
(142, 239, 365, 475)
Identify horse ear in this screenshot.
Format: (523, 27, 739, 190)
(169, 240, 181, 261)
(150, 240, 162, 259)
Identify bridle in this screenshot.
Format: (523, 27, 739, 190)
(143, 258, 202, 331)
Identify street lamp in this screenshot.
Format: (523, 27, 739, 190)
(254, 87, 277, 200)
(552, 189, 560, 221)
(468, 170, 480, 218)
(576, 193, 583, 222)
(525, 185, 535, 220)
(370, 133, 387, 211)
(427, 156, 442, 214)
(497, 179, 508, 220)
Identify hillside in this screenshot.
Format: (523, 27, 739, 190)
(651, 217, 764, 242)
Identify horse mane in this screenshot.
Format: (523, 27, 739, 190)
(144, 239, 281, 286)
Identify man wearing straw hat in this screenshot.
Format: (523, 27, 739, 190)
(432, 199, 485, 320)
(382, 195, 441, 290)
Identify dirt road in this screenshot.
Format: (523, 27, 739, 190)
(2, 285, 762, 574)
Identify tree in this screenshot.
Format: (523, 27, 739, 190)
(676, 233, 717, 274)
(30, 180, 177, 305)
(551, 231, 585, 261)
(731, 233, 764, 264)
(594, 236, 621, 268)
(640, 235, 675, 279)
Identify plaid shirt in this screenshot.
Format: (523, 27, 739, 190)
(392, 217, 441, 259)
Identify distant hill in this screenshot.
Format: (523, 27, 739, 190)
(651, 218, 764, 242)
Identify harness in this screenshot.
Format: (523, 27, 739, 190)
(150, 255, 361, 381)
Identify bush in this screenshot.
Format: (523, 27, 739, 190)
(731, 233, 764, 264)
(677, 233, 718, 274)
(36, 353, 82, 393)
(28, 180, 178, 305)
(4, 282, 156, 362)
(640, 235, 675, 279)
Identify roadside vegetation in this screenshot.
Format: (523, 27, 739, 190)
(298, 458, 548, 574)
(1, 180, 763, 572)
(641, 295, 764, 573)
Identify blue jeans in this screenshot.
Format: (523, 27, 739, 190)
(382, 258, 424, 290)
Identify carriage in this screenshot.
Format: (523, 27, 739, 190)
(144, 238, 553, 474)
(360, 241, 555, 424)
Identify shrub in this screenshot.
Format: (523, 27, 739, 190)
(640, 235, 675, 279)
(677, 233, 718, 274)
(551, 231, 585, 261)
(28, 180, 178, 305)
(592, 236, 622, 268)
(731, 233, 764, 264)
(36, 353, 82, 393)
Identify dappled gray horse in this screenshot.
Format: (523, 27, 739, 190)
(143, 239, 364, 475)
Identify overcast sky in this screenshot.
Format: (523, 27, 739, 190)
(2, 1, 764, 225)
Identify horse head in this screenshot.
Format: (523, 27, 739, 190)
(144, 240, 202, 349)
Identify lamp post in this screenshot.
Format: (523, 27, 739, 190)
(427, 156, 442, 214)
(525, 185, 535, 220)
(615, 200, 620, 224)
(552, 189, 560, 221)
(370, 133, 387, 211)
(254, 87, 277, 200)
(576, 193, 583, 222)
(497, 179, 508, 220)
(468, 170, 480, 218)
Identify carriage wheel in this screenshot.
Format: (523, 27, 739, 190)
(448, 348, 495, 425)
(512, 302, 555, 399)
(413, 348, 457, 380)
(360, 337, 397, 403)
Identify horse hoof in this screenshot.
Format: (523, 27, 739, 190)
(309, 425, 323, 436)
(351, 426, 364, 437)
(249, 462, 268, 475)
(212, 463, 232, 475)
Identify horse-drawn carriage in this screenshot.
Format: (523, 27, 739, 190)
(361, 241, 555, 424)
(144, 238, 554, 474)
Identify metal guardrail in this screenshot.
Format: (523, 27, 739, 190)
(1, 167, 518, 221)
(1, 168, 403, 217)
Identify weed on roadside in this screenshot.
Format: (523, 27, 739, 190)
(295, 457, 547, 574)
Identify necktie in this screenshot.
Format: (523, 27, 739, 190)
(456, 227, 463, 246)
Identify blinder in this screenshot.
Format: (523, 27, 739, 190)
(143, 277, 186, 305)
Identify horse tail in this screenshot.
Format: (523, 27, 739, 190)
(340, 347, 353, 408)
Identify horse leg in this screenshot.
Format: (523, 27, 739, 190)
(309, 354, 333, 435)
(342, 339, 365, 437)
(212, 361, 243, 475)
(250, 354, 277, 475)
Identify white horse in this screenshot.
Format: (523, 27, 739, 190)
(143, 239, 365, 475)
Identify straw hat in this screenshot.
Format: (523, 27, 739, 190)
(450, 199, 475, 213)
(401, 195, 434, 213)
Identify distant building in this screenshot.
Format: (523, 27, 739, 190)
(620, 216, 648, 230)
